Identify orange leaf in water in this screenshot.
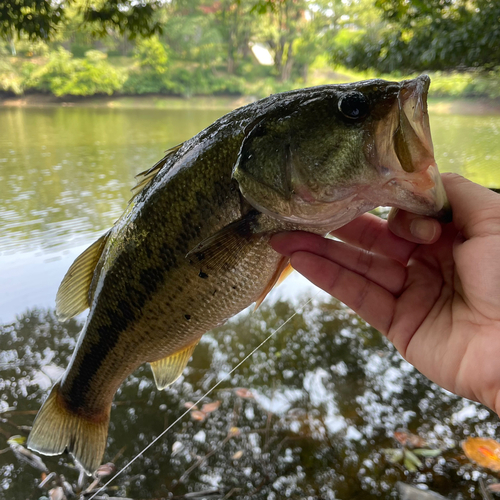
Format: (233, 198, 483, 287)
(190, 411, 206, 422)
(394, 431, 426, 448)
(235, 388, 254, 399)
(462, 437, 500, 471)
(201, 401, 221, 414)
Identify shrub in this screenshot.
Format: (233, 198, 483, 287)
(0, 60, 23, 95)
(123, 37, 175, 94)
(26, 48, 125, 96)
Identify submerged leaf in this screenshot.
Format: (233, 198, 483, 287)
(394, 431, 427, 448)
(404, 449, 423, 469)
(382, 448, 404, 464)
(232, 450, 244, 460)
(95, 462, 116, 479)
(49, 487, 66, 500)
(235, 388, 254, 399)
(487, 482, 500, 493)
(228, 427, 240, 437)
(7, 435, 26, 446)
(201, 401, 221, 414)
(191, 411, 206, 422)
(413, 448, 442, 458)
(462, 437, 500, 472)
(172, 441, 183, 456)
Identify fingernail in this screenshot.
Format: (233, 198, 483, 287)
(410, 218, 436, 242)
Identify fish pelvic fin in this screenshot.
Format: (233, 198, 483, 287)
(254, 257, 293, 310)
(56, 230, 111, 321)
(27, 382, 109, 475)
(150, 341, 199, 390)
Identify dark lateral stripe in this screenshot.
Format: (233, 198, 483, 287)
(64, 286, 148, 410)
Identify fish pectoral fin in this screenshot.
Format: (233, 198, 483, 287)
(27, 382, 109, 475)
(186, 210, 260, 274)
(254, 258, 293, 310)
(56, 230, 111, 321)
(130, 143, 183, 200)
(150, 341, 199, 390)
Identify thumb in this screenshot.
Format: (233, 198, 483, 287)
(440, 173, 500, 239)
(388, 174, 500, 242)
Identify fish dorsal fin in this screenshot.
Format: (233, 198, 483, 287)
(254, 257, 293, 310)
(56, 231, 111, 321)
(130, 143, 182, 200)
(186, 210, 260, 275)
(150, 341, 199, 390)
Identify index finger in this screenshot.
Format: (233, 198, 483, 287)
(331, 212, 418, 265)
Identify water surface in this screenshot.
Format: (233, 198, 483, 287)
(1, 104, 500, 499)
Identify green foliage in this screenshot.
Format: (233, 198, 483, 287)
(1, 0, 500, 99)
(134, 36, 168, 73)
(0, 0, 162, 41)
(123, 37, 173, 94)
(167, 65, 245, 97)
(0, 59, 23, 94)
(26, 48, 125, 96)
(0, 0, 64, 41)
(342, 0, 500, 72)
(430, 70, 500, 100)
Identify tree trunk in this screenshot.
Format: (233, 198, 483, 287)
(281, 41, 294, 82)
(301, 63, 309, 83)
(9, 31, 16, 56)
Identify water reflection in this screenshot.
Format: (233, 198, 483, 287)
(1, 107, 500, 322)
(0, 301, 498, 499)
(0, 107, 226, 254)
(1, 104, 500, 498)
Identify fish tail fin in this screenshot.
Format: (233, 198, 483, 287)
(27, 382, 109, 475)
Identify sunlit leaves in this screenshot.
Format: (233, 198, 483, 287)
(341, 0, 500, 71)
(0, 0, 162, 41)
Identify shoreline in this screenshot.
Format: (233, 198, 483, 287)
(1, 93, 500, 115)
(0, 93, 255, 111)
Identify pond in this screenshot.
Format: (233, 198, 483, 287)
(1, 103, 500, 499)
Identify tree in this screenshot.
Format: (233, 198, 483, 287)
(341, 0, 500, 72)
(0, 0, 162, 42)
(210, 0, 257, 75)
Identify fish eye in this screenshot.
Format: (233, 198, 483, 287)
(338, 92, 369, 120)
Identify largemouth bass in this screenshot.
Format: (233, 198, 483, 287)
(27, 75, 450, 474)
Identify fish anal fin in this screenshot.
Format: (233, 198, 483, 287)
(130, 143, 183, 200)
(276, 261, 294, 287)
(27, 382, 109, 475)
(56, 230, 111, 321)
(150, 341, 199, 390)
(186, 210, 260, 274)
(254, 257, 292, 310)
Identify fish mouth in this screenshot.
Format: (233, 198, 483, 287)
(369, 75, 452, 221)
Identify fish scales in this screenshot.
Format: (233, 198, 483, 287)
(28, 77, 451, 473)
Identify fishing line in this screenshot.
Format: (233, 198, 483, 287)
(89, 291, 320, 499)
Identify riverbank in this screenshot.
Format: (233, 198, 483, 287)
(0, 93, 254, 110)
(2, 92, 500, 116)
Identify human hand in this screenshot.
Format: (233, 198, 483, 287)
(270, 174, 500, 413)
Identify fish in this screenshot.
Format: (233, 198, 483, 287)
(27, 75, 450, 474)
